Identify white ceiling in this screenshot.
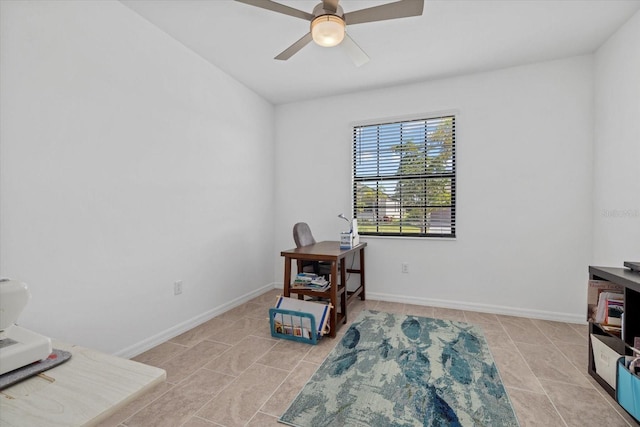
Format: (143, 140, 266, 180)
(120, 0, 640, 105)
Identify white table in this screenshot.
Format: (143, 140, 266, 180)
(0, 341, 166, 426)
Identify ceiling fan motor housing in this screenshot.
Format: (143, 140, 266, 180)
(311, 3, 346, 47)
(312, 3, 344, 18)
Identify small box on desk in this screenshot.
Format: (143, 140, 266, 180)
(340, 232, 359, 249)
(339, 219, 360, 249)
(617, 357, 640, 422)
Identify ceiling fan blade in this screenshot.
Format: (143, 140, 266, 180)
(342, 33, 369, 67)
(275, 32, 313, 60)
(235, 0, 314, 21)
(322, 0, 340, 13)
(344, 0, 424, 25)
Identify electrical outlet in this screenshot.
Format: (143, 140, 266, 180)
(174, 280, 183, 295)
(401, 263, 409, 274)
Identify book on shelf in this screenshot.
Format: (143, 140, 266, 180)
(594, 290, 623, 324)
(605, 299, 624, 326)
(291, 273, 330, 291)
(587, 280, 624, 322)
(291, 283, 330, 291)
(601, 324, 622, 336)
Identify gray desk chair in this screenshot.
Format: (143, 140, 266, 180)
(293, 222, 331, 277)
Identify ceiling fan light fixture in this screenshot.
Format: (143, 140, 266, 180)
(311, 15, 345, 47)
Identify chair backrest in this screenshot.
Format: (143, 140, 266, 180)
(293, 222, 316, 248)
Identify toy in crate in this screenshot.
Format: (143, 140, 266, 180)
(269, 296, 332, 345)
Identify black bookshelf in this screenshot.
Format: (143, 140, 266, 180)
(588, 266, 640, 400)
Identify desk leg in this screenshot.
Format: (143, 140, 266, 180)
(329, 260, 338, 337)
(340, 257, 347, 325)
(283, 256, 291, 298)
(294, 260, 304, 300)
(359, 246, 366, 300)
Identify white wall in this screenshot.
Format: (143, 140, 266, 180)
(275, 57, 594, 322)
(593, 10, 640, 265)
(0, 0, 275, 356)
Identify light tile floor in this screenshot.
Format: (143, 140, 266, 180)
(97, 289, 638, 427)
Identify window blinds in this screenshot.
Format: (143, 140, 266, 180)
(352, 115, 456, 237)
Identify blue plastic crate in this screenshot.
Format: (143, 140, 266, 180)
(269, 307, 319, 344)
(269, 296, 332, 345)
(617, 357, 640, 422)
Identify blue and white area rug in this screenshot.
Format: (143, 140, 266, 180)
(280, 310, 519, 427)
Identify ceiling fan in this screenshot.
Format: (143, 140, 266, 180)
(235, 0, 424, 66)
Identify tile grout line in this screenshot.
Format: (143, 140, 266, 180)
(189, 327, 282, 426)
(532, 319, 634, 426)
(253, 332, 322, 421)
(118, 335, 198, 426)
(486, 315, 559, 427)
(498, 316, 570, 427)
(530, 318, 633, 426)
(203, 308, 313, 425)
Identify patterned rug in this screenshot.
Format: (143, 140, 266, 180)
(280, 310, 519, 427)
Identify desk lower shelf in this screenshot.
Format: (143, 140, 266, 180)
(290, 283, 347, 298)
(290, 283, 365, 328)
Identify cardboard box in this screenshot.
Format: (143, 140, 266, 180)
(591, 334, 622, 388)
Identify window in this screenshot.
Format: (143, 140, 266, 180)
(352, 115, 456, 238)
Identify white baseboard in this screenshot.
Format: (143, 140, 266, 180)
(115, 283, 277, 359)
(273, 282, 585, 324)
(366, 291, 586, 324)
(119, 283, 585, 358)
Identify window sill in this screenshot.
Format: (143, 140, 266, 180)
(359, 235, 457, 242)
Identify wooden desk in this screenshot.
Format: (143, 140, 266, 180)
(0, 341, 166, 426)
(281, 241, 367, 337)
